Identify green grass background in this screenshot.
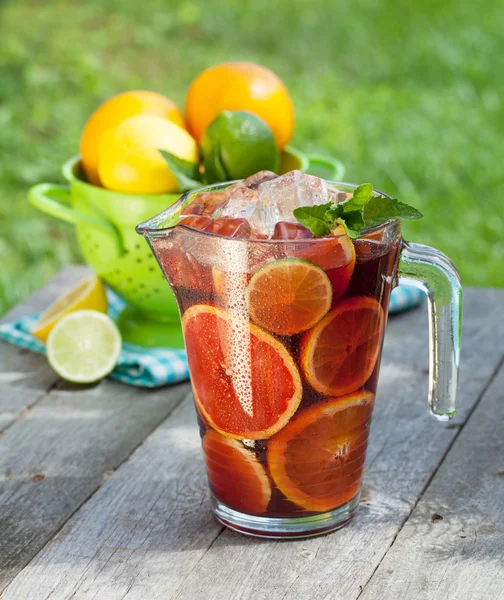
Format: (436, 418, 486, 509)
(1, 0, 503, 315)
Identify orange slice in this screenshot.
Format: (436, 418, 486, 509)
(203, 429, 271, 515)
(246, 258, 333, 336)
(182, 305, 302, 439)
(301, 296, 385, 397)
(292, 225, 356, 302)
(267, 391, 374, 512)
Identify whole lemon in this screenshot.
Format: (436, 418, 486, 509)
(185, 62, 294, 150)
(97, 115, 198, 195)
(80, 90, 186, 186)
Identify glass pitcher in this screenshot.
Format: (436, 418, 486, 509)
(137, 180, 462, 539)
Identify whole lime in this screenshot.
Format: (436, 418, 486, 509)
(201, 110, 280, 183)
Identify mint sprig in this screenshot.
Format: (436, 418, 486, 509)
(159, 150, 202, 192)
(291, 202, 334, 237)
(293, 183, 423, 238)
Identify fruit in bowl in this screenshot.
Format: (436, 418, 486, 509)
(29, 62, 345, 347)
(80, 90, 187, 187)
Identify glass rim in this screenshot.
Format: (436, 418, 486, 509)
(136, 179, 400, 242)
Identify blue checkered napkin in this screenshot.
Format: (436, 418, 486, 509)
(0, 285, 422, 388)
(0, 289, 189, 388)
(389, 284, 424, 313)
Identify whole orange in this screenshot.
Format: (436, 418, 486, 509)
(80, 90, 186, 186)
(185, 62, 294, 150)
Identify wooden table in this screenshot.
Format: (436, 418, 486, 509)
(1, 267, 503, 600)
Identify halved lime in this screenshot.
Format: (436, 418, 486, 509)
(46, 310, 121, 383)
(201, 110, 279, 182)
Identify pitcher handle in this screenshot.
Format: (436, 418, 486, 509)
(29, 183, 121, 241)
(398, 240, 463, 421)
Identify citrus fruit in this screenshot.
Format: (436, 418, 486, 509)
(247, 258, 333, 336)
(31, 275, 107, 342)
(46, 310, 121, 383)
(300, 296, 385, 397)
(203, 429, 271, 514)
(185, 62, 294, 150)
(292, 225, 356, 302)
(267, 391, 374, 512)
(201, 110, 279, 182)
(80, 90, 186, 186)
(97, 115, 198, 194)
(182, 304, 302, 439)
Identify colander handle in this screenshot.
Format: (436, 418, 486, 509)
(28, 183, 121, 242)
(305, 153, 346, 181)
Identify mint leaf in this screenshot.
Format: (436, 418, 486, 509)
(362, 196, 399, 228)
(342, 210, 365, 238)
(324, 203, 343, 222)
(336, 183, 374, 216)
(159, 150, 202, 192)
(294, 182, 423, 238)
(363, 196, 423, 228)
(293, 203, 334, 237)
(348, 183, 373, 206)
(395, 201, 423, 220)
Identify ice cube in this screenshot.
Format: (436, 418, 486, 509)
(332, 189, 352, 204)
(179, 215, 213, 230)
(219, 184, 258, 221)
(178, 171, 340, 240)
(237, 170, 328, 237)
(272, 221, 313, 240)
(241, 170, 278, 189)
(258, 170, 330, 216)
(217, 170, 333, 238)
(217, 182, 274, 237)
(181, 191, 228, 217)
(205, 217, 252, 238)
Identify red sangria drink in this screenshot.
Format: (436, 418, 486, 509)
(137, 170, 462, 538)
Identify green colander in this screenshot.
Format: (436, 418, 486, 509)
(28, 156, 184, 347)
(28, 152, 344, 347)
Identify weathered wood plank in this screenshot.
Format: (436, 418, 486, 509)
(0, 265, 191, 592)
(0, 346, 191, 590)
(2, 288, 503, 600)
(0, 266, 90, 430)
(1, 400, 220, 600)
(359, 362, 504, 600)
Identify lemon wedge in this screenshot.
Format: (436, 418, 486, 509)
(31, 275, 108, 342)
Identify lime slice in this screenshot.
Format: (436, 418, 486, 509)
(201, 110, 279, 182)
(46, 310, 121, 383)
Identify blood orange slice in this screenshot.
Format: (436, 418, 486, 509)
(267, 391, 374, 512)
(246, 258, 333, 336)
(182, 305, 302, 439)
(292, 225, 356, 302)
(203, 429, 271, 515)
(301, 296, 385, 397)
